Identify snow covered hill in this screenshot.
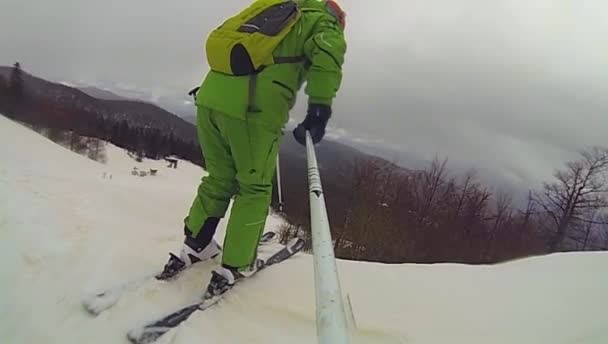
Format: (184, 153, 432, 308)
(1, 114, 607, 344)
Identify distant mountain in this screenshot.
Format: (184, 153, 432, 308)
(79, 86, 130, 101)
(0, 66, 196, 142)
(352, 142, 429, 170)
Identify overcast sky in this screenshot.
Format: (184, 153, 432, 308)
(1, 0, 607, 193)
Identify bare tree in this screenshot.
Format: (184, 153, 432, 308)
(534, 147, 608, 252)
(414, 156, 449, 226)
(491, 191, 513, 232)
(339, 156, 398, 260)
(451, 171, 477, 220)
(580, 213, 596, 250)
(521, 191, 536, 227)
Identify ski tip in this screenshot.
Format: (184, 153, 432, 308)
(126, 331, 139, 344)
(126, 328, 151, 344)
(261, 231, 277, 242)
(126, 303, 205, 344)
(82, 292, 121, 316)
(82, 303, 101, 317)
(126, 331, 138, 344)
(82, 299, 108, 317)
(290, 238, 306, 251)
(127, 324, 171, 344)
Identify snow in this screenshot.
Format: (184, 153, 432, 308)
(1, 114, 608, 344)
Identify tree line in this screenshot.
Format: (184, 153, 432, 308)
(37, 126, 109, 163)
(279, 144, 608, 264)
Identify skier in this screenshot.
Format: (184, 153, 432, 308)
(159, 0, 347, 297)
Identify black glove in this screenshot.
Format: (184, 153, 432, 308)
(293, 104, 332, 146)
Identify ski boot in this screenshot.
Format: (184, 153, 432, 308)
(156, 219, 222, 280)
(204, 261, 262, 299)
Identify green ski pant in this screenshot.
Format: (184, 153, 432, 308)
(185, 106, 282, 269)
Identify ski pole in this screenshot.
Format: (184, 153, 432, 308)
(305, 131, 351, 344)
(276, 153, 284, 212)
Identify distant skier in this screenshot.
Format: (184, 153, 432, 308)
(158, 0, 347, 297)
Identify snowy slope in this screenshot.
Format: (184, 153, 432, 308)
(1, 114, 607, 344)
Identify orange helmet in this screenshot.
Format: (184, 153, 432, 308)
(326, 0, 346, 29)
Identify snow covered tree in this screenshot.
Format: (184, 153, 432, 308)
(69, 131, 88, 154)
(87, 137, 107, 163)
(534, 147, 608, 252)
(47, 127, 68, 145)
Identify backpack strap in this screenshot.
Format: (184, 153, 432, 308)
(248, 73, 261, 113)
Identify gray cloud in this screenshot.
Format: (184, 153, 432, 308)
(1, 0, 607, 193)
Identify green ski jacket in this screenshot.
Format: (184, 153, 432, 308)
(195, 0, 347, 129)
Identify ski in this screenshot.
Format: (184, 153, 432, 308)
(82, 231, 277, 315)
(126, 237, 306, 344)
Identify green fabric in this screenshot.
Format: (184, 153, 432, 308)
(186, 1, 346, 269)
(185, 106, 282, 268)
(196, 1, 347, 127)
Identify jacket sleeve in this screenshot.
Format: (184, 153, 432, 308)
(303, 16, 347, 106)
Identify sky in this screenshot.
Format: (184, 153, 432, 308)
(1, 0, 607, 194)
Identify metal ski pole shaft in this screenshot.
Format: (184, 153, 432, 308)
(276, 153, 284, 212)
(305, 131, 350, 344)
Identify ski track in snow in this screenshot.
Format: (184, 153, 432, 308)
(1, 114, 608, 344)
